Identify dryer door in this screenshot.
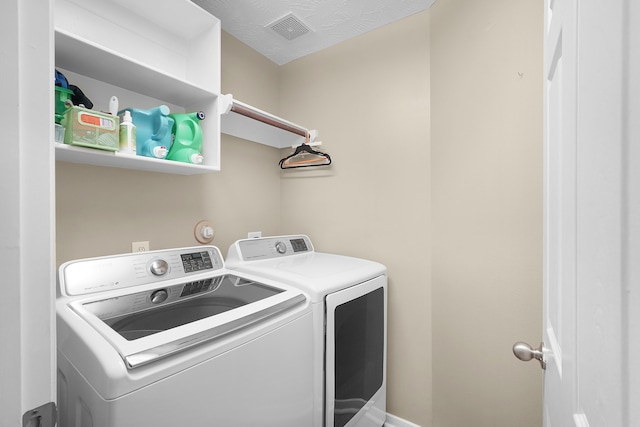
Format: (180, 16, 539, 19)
(325, 275, 387, 427)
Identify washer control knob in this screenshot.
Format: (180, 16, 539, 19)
(275, 241, 287, 254)
(150, 289, 168, 304)
(149, 259, 169, 276)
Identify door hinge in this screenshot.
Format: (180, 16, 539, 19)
(23, 402, 57, 427)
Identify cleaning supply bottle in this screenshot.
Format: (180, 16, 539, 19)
(119, 110, 136, 154)
(166, 111, 205, 164)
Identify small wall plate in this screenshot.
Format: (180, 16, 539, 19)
(194, 220, 215, 244)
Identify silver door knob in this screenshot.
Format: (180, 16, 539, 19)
(513, 341, 546, 370)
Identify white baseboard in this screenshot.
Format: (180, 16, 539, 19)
(385, 413, 422, 427)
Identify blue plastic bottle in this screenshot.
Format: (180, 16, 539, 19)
(166, 111, 205, 164)
(119, 105, 174, 159)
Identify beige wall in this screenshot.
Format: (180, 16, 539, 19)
(278, 0, 542, 426)
(277, 11, 432, 425)
(431, 0, 543, 426)
(55, 1, 542, 426)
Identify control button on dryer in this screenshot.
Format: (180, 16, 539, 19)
(150, 289, 168, 304)
(275, 241, 287, 254)
(149, 259, 169, 276)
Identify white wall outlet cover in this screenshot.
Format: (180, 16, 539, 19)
(194, 220, 215, 244)
(132, 241, 149, 252)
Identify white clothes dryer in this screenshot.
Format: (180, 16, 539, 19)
(56, 245, 314, 427)
(226, 235, 387, 427)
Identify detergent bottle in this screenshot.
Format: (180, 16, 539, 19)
(166, 111, 205, 164)
(119, 105, 174, 159)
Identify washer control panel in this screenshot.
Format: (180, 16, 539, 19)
(229, 235, 314, 262)
(181, 251, 214, 273)
(59, 246, 224, 297)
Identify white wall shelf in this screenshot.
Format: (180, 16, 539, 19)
(54, 143, 217, 175)
(220, 96, 311, 149)
(54, 0, 221, 174)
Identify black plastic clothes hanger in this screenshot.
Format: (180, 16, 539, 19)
(278, 133, 332, 169)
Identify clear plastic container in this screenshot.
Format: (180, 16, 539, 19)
(63, 106, 119, 151)
(54, 124, 65, 144)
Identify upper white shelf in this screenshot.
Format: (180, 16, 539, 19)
(54, 0, 221, 174)
(55, 30, 218, 108)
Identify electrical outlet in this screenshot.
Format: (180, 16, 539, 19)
(132, 241, 149, 252)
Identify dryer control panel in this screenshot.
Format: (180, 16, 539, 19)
(227, 235, 314, 262)
(59, 246, 224, 297)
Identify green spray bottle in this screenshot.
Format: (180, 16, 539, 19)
(166, 111, 205, 164)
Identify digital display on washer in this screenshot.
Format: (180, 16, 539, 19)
(290, 238, 308, 253)
(181, 251, 213, 273)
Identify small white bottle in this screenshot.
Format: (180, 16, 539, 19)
(119, 110, 136, 154)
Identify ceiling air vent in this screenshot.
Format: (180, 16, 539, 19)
(267, 13, 312, 41)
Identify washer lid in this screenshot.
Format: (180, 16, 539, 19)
(65, 272, 307, 369)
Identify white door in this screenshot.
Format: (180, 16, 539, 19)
(0, 0, 56, 426)
(540, 0, 578, 424)
(516, 0, 639, 425)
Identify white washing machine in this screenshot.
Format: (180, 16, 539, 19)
(226, 235, 387, 427)
(56, 245, 314, 427)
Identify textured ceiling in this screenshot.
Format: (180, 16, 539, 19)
(192, 0, 435, 65)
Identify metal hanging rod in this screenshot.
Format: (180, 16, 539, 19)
(229, 103, 307, 137)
